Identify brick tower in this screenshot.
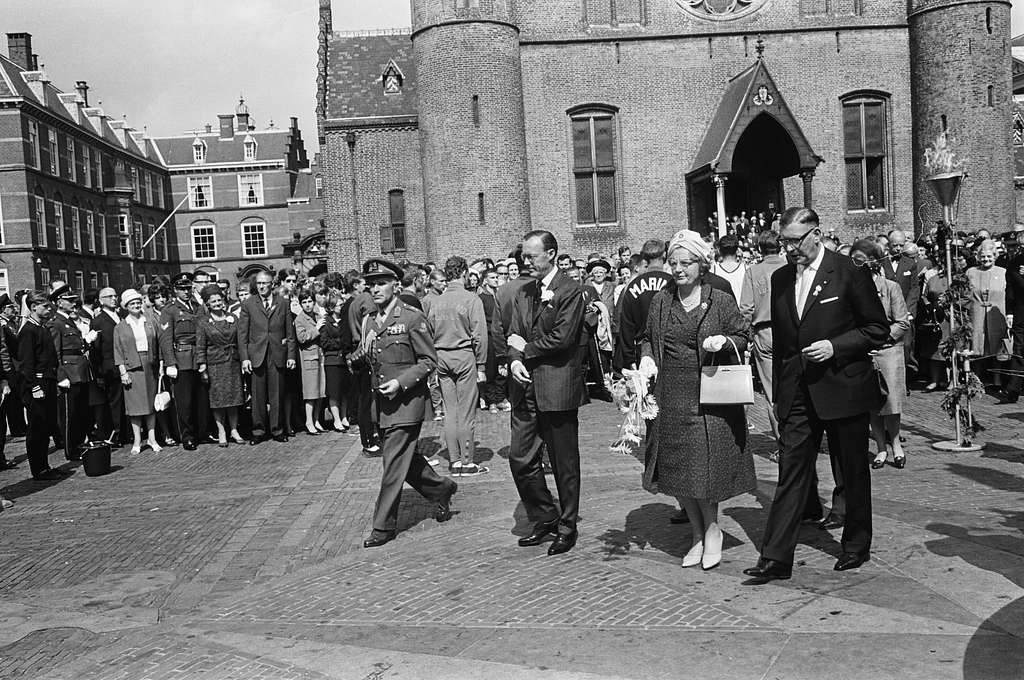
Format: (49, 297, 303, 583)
(909, 0, 1014, 234)
(412, 0, 531, 260)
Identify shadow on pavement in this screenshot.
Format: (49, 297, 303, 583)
(1, 460, 80, 501)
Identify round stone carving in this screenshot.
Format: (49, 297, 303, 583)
(676, 0, 765, 21)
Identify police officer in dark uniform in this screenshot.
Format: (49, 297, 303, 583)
(160, 272, 210, 450)
(360, 258, 458, 548)
(19, 291, 64, 481)
(48, 284, 93, 460)
(0, 293, 19, 470)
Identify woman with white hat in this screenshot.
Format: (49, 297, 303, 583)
(113, 289, 161, 455)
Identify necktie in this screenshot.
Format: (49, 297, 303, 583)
(264, 297, 271, 311)
(796, 265, 809, 318)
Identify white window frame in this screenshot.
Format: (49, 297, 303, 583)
(0, 190, 4, 246)
(89, 272, 98, 289)
(58, 268, 68, 284)
(240, 219, 267, 257)
(244, 139, 257, 161)
(98, 210, 107, 255)
(82, 146, 91, 188)
(40, 267, 50, 289)
(93, 150, 103, 190)
(160, 230, 169, 261)
(130, 166, 140, 202)
(193, 139, 206, 164)
(35, 195, 47, 247)
(237, 173, 264, 207)
(0, 268, 8, 297)
(118, 213, 130, 235)
(71, 206, 81, 251)
(85, 211, 95, 253)
(27, 121, 39, 169)
(152, 172, 163, 208)
(48, 129, 58, 174)
(191, 222, 217, 261)
(188, 176, 213, 209)
(53, 200, 65, 249)
(101, 272, 109, 288)
(143, 171, 152, 205)
(132, 215, 143, 258)
(74, 271, 84, 294)
(147, 219, 157, 260)
(67, 138, 76, 182)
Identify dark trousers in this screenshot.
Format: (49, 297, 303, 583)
(354, 370, 377, 448)
(58, 382, 91, 455)
(91, 369, 125, 442)
(805, 431, 847, 521)
(761, 383, 872, 565)
(23, 380, 57, 477)
(509, 394, 581, 531)
(172, 369, 210, 444)
(371, 423, 455, 532)
(250, 361, 284, 437)
(1005, 318, 1024, 396)
(5, 379, 25, 437)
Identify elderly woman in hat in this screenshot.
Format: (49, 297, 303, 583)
(113, 289, 161, 455)
(196, 284, 244, 447)
(966, 238, 1009, 389)
(637, 229, 753, 571)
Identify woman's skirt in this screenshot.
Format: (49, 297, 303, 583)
(207, 359, 243, 409)
(301, 358, 326, 400)
(124, 352, 158, 417)
(324, 363, 350, 403)
(873, 344, 906, 416)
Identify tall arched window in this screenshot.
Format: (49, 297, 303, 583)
(569, 105, 620, 226)
(841, 93, 889, 212)
(382, 190, 407, 253)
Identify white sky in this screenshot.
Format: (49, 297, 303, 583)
(1, 0, 1021, 153)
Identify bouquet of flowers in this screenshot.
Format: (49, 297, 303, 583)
(609, 369, 659, 455)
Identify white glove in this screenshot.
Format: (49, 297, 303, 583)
(83, 329, 98, 344)
(638, 356, 658, 381)
(165, 365, 178, 379)
(702, 335, 728, 353)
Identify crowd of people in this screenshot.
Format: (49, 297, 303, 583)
(0, 211, 1020, 582)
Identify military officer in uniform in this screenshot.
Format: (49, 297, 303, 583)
(19, 291, 64, 481)
(160, 272, 210, 450)
(48, 284, 93, 460)
(360, 258, 458, 548)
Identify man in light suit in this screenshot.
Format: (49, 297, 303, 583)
(745, 208, 888, 582)
(238, 270, 296, 444)
(506, 230, 588, 556)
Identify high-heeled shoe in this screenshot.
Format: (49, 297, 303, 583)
(314, 422, 326, 432)
(130, 446, 142, 456)
(304, 425, 320, 436)
(230, 431, 245, 444)
(871, 452, 887, 469)
(701, 527, 723, 570)
(147, 441, 163, 453)
(681, 541, 704, 568)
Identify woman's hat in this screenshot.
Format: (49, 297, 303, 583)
(121, 289, 143, 307)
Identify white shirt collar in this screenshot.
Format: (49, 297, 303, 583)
(802, 245, 826, 273)
(104, 308, 120, 323)
(540, 267, 558, 291)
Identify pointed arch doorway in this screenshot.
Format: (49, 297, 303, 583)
(686, 59, 822, 236)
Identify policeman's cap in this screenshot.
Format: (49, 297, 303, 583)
(362, 258, 403, 282)
(48, 284, 77, 303)
(171, 272, 194, 289)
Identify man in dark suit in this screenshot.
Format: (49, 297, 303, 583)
(238, 270, 297, 444)
(360, 258, 457, 547)
(998, 226, 1024, 404)
(506, 230, 588, 555)
(89, 287, 124, 444)
(49, 284, 93, 460)
(744, 208, 888, 582)
(160, 273, 209, 450)
(882, 229, 922, 378)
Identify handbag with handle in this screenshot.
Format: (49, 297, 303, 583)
(699, 337, 754, 406)
(154, 374, 171, 412)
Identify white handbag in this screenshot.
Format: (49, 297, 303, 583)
(154, 375, 171, 412)
(699, 337, 754, 406)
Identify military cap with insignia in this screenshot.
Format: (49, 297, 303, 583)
(362, 258, 403, 282)
(48, 283, 77, 303)
(585, 258, 612, 274)
(171, 272, 194, 289)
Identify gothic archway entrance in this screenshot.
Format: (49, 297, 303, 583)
(686, 58, 821, 236)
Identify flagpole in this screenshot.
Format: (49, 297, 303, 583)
(130, 194, 190, 287)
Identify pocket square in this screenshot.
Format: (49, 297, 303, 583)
(819, 296, 839, 304)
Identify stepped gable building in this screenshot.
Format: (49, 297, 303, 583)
(0, 33, 176, 294)
(317, 0, 1015, 268)
(150, 103, 314, 285)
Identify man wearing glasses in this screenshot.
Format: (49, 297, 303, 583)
(89, 287, 125, 445)
(744, 207, 888, 583)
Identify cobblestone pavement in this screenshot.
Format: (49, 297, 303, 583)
(1, 387, 1022, 679)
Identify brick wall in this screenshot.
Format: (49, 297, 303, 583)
(322, 126, 426, 272)
(413, 20, 532, 261)
(909, 0, 1015, 234)
(521, 26, 914, 250)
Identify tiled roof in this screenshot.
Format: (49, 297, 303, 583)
(324, 32, 417, 120)
(151, 128, 292, 167)
(0, 53, 157, 165)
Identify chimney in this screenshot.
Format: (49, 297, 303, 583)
(75, 80, 89, 106)
(6, 33, 32, 71)
(235, 96, 250, 132)
(218, 114, 234, 140)
(204, 123, 212, 134)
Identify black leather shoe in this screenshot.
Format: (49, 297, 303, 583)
(33, 468, 65, 481)
(742, 558, 792, 581)
(435, 483, 457, 522)
(249, 435, 266, 446)
(183, 440, 197, 451)
(548, 530, 577, 555)
(871, 457, 886, 470)
(801, 513, 823, 525)
(892, 455, 906, 469)
(819, 514, 844, 530)
(834, 552, 869, 571)
(362, 531, 396, 548)
(273, 434, 289, 443)
(997, 391, 1020, 405)
(0, 459, 17, 470)
(518, 519, 559, 547)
